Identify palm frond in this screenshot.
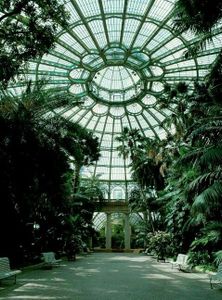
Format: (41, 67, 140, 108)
(186, 117, 222, 137)
(200, 147, 222, 166)
(183, 212, 206, 228)
(207, 49, 222, 88)
(179, 147, 204, 164)
(189, 171, 222, 194)
(191, 221, 222, 248)
(192, 182, 222, 213)
(191, 230, 221, 247)
(214, 250, 222, 265)
(188, 116, 222, 145)
(173, 0, 222, 34)
(204, 221, 222, 232)
(182, 33, 213, 58)
(190, 121, 222, 145)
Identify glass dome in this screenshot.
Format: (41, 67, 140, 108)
(90, 66, 141, 103)
(8, 0, 222, 199)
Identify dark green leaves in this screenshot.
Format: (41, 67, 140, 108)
(0, 0, 69, 87)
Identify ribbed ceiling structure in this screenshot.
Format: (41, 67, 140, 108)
(9, 0, 222, 199)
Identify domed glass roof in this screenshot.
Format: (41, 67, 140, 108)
(7, 0, 222, 199)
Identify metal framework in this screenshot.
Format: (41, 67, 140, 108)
(6, 0, 222, 198)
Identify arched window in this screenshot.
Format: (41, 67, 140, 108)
(111, 187, 125, 201)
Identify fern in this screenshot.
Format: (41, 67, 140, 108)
(200, 147, 222, 166)
(189, 171, 222, 194)
(214, 250, 222, 265)
(192, 182, 222, 213)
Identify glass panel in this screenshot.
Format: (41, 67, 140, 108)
(126, 103, 142, 114)
(92, 104, 108, 115)
(143, 111, 158, 126)
(7, 0, 222, 193)
(110, 107, 125, 117)
(89, 20, 108, 48)
(65, 1, 81, 22)
(106, 18, 122, 43)
(103, 0, 125, 13)
(148, 0, 174, 21)
(76, 0, 100, 17)
(122, 19, 141, 47)
(127, 0, 147, 15)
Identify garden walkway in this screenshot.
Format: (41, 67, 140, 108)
(0, 253, 221, 300)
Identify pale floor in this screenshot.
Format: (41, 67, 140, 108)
(0, 253, 221, 300)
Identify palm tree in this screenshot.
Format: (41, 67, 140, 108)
(63, 122, 100, 194)
(116, 127, 146, 160)
(183, 117, 222, 225)
(0, 82, 100, 263)
(156, 0, 222, 264)
(116, 128, 168, 233)
(173, 0, 222, 56)
(162, 78, 222, 260)
(173, 0, 222, 34)
(0, 0, 69, 86)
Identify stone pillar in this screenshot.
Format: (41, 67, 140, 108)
(105, 213, 112, 249)
(124, 213, 131, 250)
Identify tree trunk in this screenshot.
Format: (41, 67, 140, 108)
(73, 163, 81, 194)
(140, 189, 155, 234)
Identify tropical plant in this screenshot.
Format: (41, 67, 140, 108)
(173, 0, 222, 34)
(0, 83, 100, 265)
(143, 0, 222, 267)
(187, 250, 211, 268)
(69, 126, 100, 194)
(79, 175, 105, 205)
(214, 250, 222, 266)
(0, 0, 69, 86)
(161, 73, 222, 260)
(173, 0, 222, 56)
(116, 128, 167, 187)
(116, 126, 173, 237)
(147, 231, 173, 260)
(116, 128, 167, 233)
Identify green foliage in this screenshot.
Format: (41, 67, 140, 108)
(112, 224, 124, 249)
(116, 127, 146, 160)
(214, 250, 222, 266)
(173, 0, 222, 34)
(0, 0, 69, 86)
(173, 1, 222, 58)
(147, 231, 173, 260)
(132, 224, 148, 248)
(192, 182, 222, 215)
(191, 222, 222, 250)
(116, 128, 165, 190)
(188, 250, 211, 268)
(0, 84, 100, 264)
(153, 63, 222, 265)
(131, 155, 164, 190)
(124, 0, 222, 268)
(71, 128, 100, 193)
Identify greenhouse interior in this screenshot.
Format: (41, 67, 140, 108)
(0, 0, 222, 298)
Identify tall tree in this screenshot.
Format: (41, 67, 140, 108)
(66, 123, 100, 194)
(116, 128, 167, 233)
(173, 0, 222, 56)
(173, 0, 222, 34)
(0, 0, 69, 86)
(161, 77, 222, 262)
(0, 83, 100, 264)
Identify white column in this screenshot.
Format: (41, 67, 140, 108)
(105, 213, 112, 249)
(124, 213, 131, 250)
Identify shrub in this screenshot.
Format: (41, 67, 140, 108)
(147, 231, 173, 260)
